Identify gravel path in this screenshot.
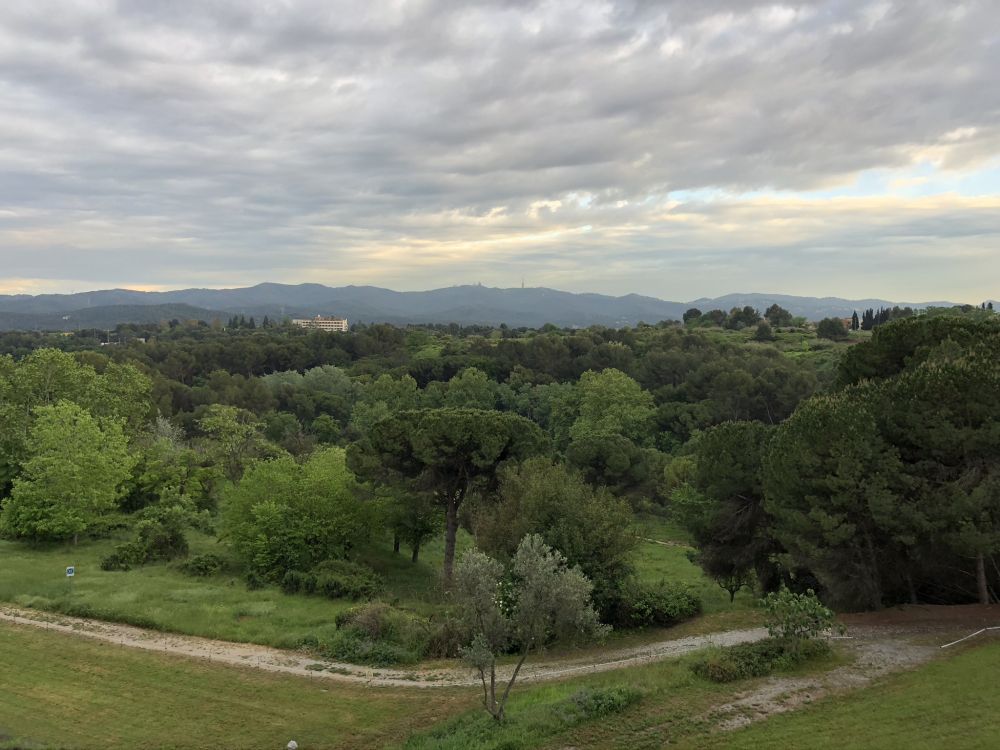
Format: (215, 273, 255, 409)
(0, 605, 767, 689)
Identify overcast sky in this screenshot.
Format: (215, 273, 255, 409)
(1, 1, 998, 302)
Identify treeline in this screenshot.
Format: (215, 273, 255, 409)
(674, 316, 1000, 609)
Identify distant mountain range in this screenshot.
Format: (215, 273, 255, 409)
(0, 283, 964, 331)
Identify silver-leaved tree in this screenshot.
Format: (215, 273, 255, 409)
(453, 534, 607, 721)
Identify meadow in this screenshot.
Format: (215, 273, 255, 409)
(0, 513, 742, 652)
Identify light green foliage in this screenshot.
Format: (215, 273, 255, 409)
(762, 587, 838, 640)
(475, 457, 636, 618)
(223, 446, 371, 580)
(0, 349, 149, 492)
(1, 400, 135, 542)
(455, 535, 607, 721)
(197, 404, 271, 481)
(571, 368, 655, 446)
(445, 367, 498, 409)
(349, 373, 420, 435)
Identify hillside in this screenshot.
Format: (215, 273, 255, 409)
(0, 283, 962, 331)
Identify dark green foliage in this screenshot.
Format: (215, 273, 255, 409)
(280, 560, 383, 601)
(348, 408, 548, 581)
(610, 579, 701, 628)
(816, 317, 848, 340)
(100, 541, 149, 571)
(474, 457, 636, 621)
(559, 687, 642, 721)
(753, 321, 775, 341)
(765, 304, 793, 327)
(319, 602, 433, 666)
(690, 637, 830, 683)
(177, 553, 226, 577)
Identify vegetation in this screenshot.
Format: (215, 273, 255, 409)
(1, 307, 998, 744)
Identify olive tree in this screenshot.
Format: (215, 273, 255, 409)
(454, 535, 606, 721)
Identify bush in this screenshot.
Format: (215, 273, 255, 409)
(610, 579, 701, 628)
(690, 637, 830, 683)
(562, 687, 642, 720)
(280, 559, 383, 600)
(177, 553, 226, 577)
(308, 602, 433, 666)
(763, 587, 838, 640)
(100, 541, 149, 571)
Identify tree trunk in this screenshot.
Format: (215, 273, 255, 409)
(906, 571, 918, 605)
(976, 552, 990, 605)
(411, 541, 420, 563)
(442, 497, 460, 584)
(392, 534, 400, 554)
(73, 533, 78, 546)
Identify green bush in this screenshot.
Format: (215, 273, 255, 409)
(307, 602, 433, 666)
(611, 579, 701, 628)
(100, 541, 149, 571)
(177, 553, 226, 577)
(690, 637, 830, 683)
(562, 687, 642, 720)
(280, 559, 383, 600)
(763, 587, 838, 640)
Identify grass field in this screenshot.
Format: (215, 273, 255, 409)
(0, 622, 468, 750)
(693, 640, 1000, 750)
(0, 513, 740, 651)
(0, 528, 474, 649)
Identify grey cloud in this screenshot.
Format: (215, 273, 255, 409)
(0, 1, 998, 297)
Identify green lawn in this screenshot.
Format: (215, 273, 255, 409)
(0, 621, 468, 750)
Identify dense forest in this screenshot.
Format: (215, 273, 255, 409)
(1, 305, 998, 671)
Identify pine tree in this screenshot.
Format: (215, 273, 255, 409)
(851, 311, 860, 331)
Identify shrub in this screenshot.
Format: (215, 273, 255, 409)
(562, 687, 642, 720)
(611, 579, 701, 628)
(690, 637, 830, 683)
(315, 602, 432, 666)
(178, 553, 226, 577)
(100, 541, 149, 571)
(280, 559, 383, 601)
(762, 587, 838, 640)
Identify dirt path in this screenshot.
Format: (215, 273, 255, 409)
(0, 605, 766, 689)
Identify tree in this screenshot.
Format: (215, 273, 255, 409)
(347, 408, 548, 582)
(474, 457, 636, 617)
(197, 405, 270, 481)
(764, 304, 793, 328)
(454, 535, 605, 721)
(1, 401, 135, 543)
(673, 421, 780, 595)
(816, 317, 848, 340)
(683, 308, 702, 324)
(851, 311, 860, 331)
(763, 393, 900, 610)
(753, 321, 775, 341)
(223, 447, 370, 580)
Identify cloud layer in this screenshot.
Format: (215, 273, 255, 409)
(1, 1, 998, 300)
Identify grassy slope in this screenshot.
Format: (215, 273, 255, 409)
(689, 641, 1000, 750)
(0, 514, 740, 650)
(0, 529, 473, 648)
(0, 621, 468, 750)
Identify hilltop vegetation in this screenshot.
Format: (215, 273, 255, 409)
(0, 304, 998, 743)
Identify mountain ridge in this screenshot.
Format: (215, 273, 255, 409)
(0, 283, 966, 331)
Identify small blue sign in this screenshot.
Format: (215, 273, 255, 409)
(66, 566, 75, 578)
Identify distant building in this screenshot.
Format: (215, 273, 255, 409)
(292, 315, 349, 332)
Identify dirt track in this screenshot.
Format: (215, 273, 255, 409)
(0, 605, 766, 688)
(2, 604, 995, 698)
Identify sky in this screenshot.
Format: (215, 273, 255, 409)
(1, 0, 998, 303)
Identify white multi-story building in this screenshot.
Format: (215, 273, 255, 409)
(292, 315, 349, 332)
